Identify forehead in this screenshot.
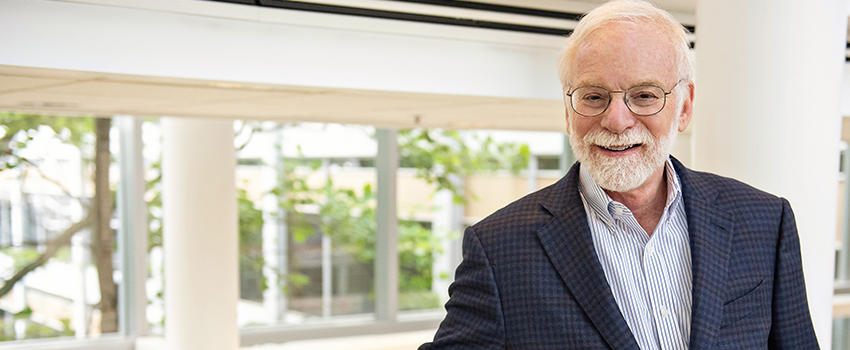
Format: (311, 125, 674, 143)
(571, 21, 677, 88)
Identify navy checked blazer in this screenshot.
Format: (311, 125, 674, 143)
(420, 157, 819, 349)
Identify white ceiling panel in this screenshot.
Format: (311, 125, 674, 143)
(0, 75, 75, 94)
(0, 64, 569, 131)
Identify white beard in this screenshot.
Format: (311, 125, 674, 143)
(570, 118, 678, 192)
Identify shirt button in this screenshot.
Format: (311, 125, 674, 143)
(660, 306, 669, 317)
(645, 245, 655, 256)
(613, 206, 624, 215)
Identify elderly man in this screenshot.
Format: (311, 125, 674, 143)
(420, 0, 818, 349)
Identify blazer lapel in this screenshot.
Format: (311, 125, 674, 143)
(537, 164, 640, 350)
(672, 159, 734, 350)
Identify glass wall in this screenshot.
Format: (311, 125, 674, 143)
(394, 128, 566, 313)
(0, 113, 572, 347)
(225, 123, 569, 328)
(233, 122, 379, 325)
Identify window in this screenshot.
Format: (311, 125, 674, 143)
(0, 114, 122, 342)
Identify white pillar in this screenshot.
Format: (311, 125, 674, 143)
(693, 1, 847, 347)
(321, 159, 333, 318)
(162, 118, 238, 350)
(375, 129, 399, 322)
(116, 115, 149, 337)
(321, 234, 332, 318)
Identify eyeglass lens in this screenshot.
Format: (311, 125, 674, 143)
(570, 85, 667, 117)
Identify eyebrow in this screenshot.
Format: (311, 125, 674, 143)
(573, 79, 667, 90)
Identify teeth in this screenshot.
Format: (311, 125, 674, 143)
(603, 144, 638, 151)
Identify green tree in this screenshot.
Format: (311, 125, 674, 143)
(398, 129, 530, 203)
(238, 188, 266, 301)
(0, 112, 118, 334)
(274, 127, 530, 310)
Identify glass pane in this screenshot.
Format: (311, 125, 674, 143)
(397, 129, 566, 312)
(234, 122, 377, 326)
(835, 315, 850, 349)
(0, 113, 121, 341)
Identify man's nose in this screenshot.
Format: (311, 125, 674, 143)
(599, 95, 636, 134)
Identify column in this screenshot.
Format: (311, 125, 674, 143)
(116, 115, 149, 337)
(693, 1, 847, 346)
(375, 129, 399, 322)
(321, 159, 332, 318)
(162, 118, 238, 350)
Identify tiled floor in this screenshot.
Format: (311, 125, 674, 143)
(136, 329, 437, 350)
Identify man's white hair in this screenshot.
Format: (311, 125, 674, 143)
(557, 0, 694, 109)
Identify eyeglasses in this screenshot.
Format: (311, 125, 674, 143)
(565, 81, 682, 117)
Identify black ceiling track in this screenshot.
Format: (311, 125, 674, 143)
(254, 0, 571, 36)
(208, 0, 699, 39)
(387, 0, 584, 21)
(209, 0, 581, 36)
(389, 1, 696, 33)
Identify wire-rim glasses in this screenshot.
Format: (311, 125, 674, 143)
(565, 80, 682, 117)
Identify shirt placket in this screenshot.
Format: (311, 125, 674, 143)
(610, 203, 661, 350)
(644, 218, 683, 350)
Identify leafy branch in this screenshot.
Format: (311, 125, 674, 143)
(0, 211, 95, 298)
(398, 129, 530, 203)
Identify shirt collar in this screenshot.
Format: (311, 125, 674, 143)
(578, 158, 683, 228)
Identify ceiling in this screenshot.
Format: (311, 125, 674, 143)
(479, 0, 696, 16)
(4, 0, 626, 132)
(0, 65, 567, 132)
(0, 0, 762, 134)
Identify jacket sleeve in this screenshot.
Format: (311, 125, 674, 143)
(767, 198, 820, 349)
(419, 226, 506, 349)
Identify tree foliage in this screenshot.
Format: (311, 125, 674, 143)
(0, 116, 534, 333)
(0, 112, 117, 336)
(274, 127, 530, 307)
(398, 129, 530, 203)
(0, 112, 94, 171)
(238, 189, 266, 301)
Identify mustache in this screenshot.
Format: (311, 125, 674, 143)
(581, 127, 654, 148)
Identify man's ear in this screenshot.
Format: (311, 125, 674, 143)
(677, 81, 695, 132)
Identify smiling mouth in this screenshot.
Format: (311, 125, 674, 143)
(599, 144, 641, 152)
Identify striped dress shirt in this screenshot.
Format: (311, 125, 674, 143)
(578, 159, 692, 350)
